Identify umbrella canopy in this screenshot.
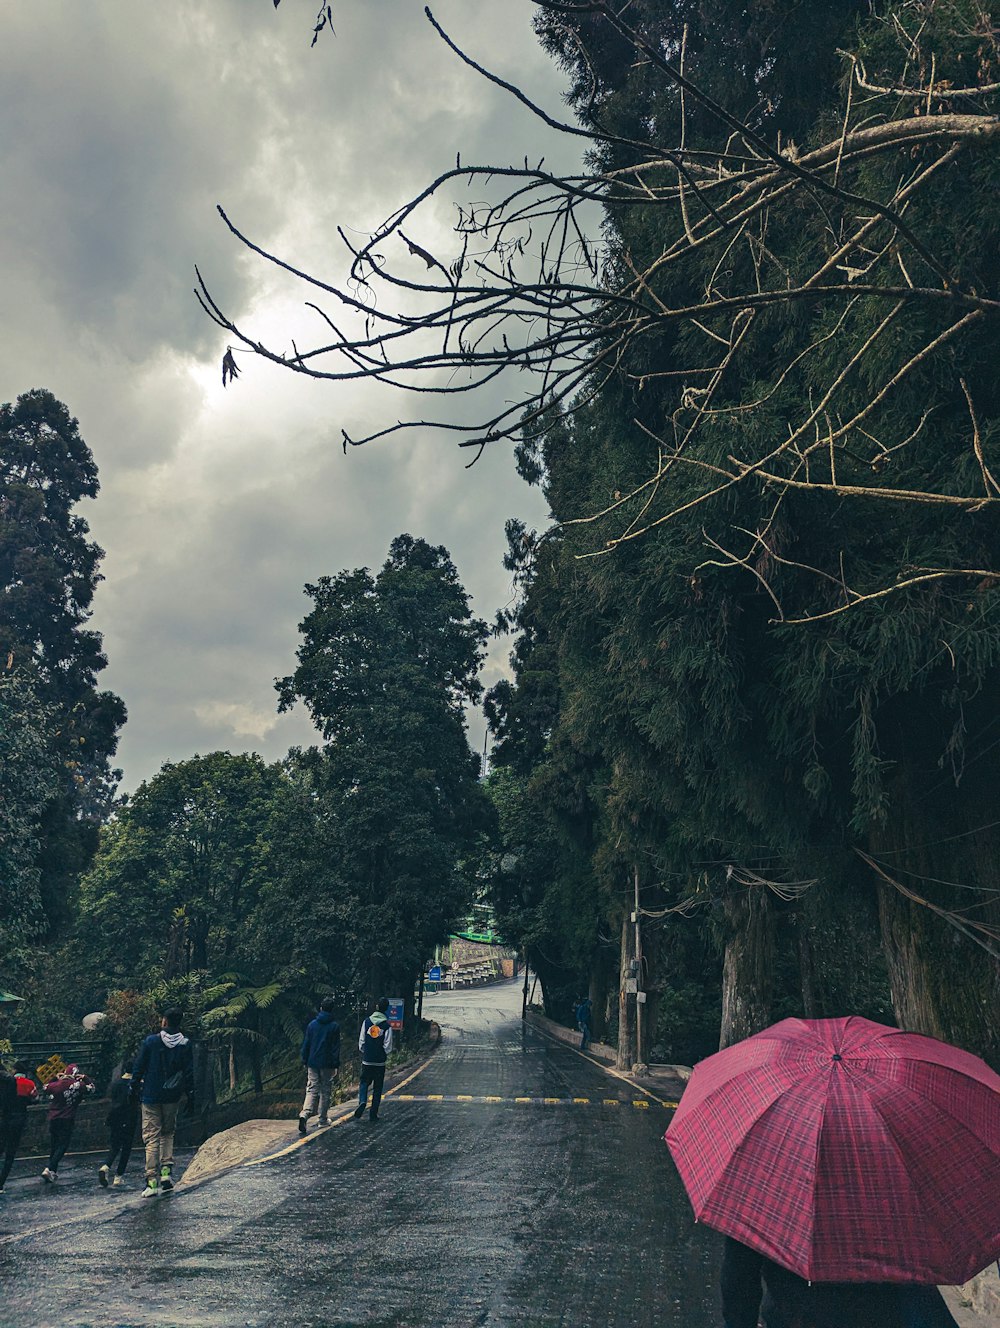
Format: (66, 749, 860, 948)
(665, 1016, 1000, 1285)
(0, 989, 24, 1011)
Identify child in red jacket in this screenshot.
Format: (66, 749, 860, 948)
(41, 1064, 95, 1182)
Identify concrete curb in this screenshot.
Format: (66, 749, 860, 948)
(524, 1008, 692, 1086)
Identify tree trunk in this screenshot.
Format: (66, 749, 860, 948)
(719, 885, 774, 1049)
(228, 1042, 237, 1093)
(616, 910, 636, 1071)
(867, 693, 1000, 1066)
(798, 913, 818, 1019)
(589, 948, 613, 1046)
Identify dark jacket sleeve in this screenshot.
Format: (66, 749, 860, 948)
(300, 1025, 312, 1064)
(720, 1237, 764, 1328)
(132, 1037, 152, 1086)
(898, 1286, 961, 1328)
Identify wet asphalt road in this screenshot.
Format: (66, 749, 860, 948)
(0, 981, 719, 1327)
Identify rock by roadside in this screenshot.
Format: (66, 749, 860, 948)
(180, 1118, 305, 1186)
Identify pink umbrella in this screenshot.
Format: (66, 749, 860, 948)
(664, 1016, 1000, 1284)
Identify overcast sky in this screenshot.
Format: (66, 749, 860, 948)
(1, 3, 579, 791)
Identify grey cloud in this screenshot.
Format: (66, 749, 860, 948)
(1, 1, 570, 791)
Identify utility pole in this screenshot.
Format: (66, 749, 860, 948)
(633, 864, 647, 1074)
(521, 947, 529, 1020)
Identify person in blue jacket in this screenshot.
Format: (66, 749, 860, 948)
(297, 997, 340, 1135)
(131, 1007, 195, 1198)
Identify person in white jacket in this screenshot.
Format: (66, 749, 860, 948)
(352, 998, 393, 1122)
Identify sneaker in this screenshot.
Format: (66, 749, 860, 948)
(159, 1165, 174, 1193)
(369, 1114, 379, 1123)
(352, 1105, 365, 1120)
(141, 1180, 159, 1198)
(98, 1164, 110, 1187)
(41, 1168, 56, 1183)
(112, 1175, 125, 1188)
(297, 1115, 308, 1136)
(317, 1117, 330, 1128)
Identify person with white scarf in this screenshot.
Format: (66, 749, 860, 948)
(130, 1007, 195, 1198)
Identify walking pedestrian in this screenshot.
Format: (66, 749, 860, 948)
(131, 1006, 195, 1199)
(575, 996, 593, 1050)
(297, 996, 341, 1135)
(97, 1057, 139, 1188)
(352, 998, 393, 1122)
(41, 1064, 95, 1182)
(721, 1234, 959, 1327)
(0, 1061, 38, 1194)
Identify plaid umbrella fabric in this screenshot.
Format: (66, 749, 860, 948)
(664, 1016, 1000, 1284)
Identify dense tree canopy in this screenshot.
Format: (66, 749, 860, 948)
(0, 389, 125, 938)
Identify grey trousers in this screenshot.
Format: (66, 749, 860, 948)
(300, 1067, 336, 1121)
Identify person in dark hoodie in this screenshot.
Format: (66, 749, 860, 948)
(97, 1056, 140, 1188)
(721, 1234, 960, 1328)
(352, 997, 393, 1123)
(41, 1063, 96, 1182)
(131, 1007, 195, 1198)
(297, 996, 341, 1135)
(0, 1061, 38, 1193)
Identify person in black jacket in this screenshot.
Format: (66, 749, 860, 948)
(297, 997, 341, 1135)
(0, 1061, 39, 1193)
(721, 1235, 960, 1328)
(352, 998, 393, 1123)
(97, 1057, 139, 1188)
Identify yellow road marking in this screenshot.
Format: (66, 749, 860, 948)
(543, 1097, 560, 1105)
(603, 1099, 620, 1106)
(427, 1094, 444, 1101)
(633, 1100, 650, 1109)
(573, 1097, 590, 1104)
(456, 1095, 472, 1101)
(515, 1097, 532, 1103)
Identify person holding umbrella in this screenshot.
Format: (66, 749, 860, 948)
(664, 1016, 1000, 1328)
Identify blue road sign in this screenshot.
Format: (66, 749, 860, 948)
(428, 966, 442, 982)
(387, 997, 404, 1031)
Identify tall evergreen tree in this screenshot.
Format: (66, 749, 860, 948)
(0, 389, 126, 935)
(277, 535, 492, 1012)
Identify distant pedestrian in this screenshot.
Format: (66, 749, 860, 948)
(41, 1064, 95, 1182)
(0, 1061, 38, 1194)
(131, 1006, 195, 1199)
(98, 1058, 140, 1188)
(352, 998, 393, 1122)
(575, 996, 593, 1051)
(298, 997, 341, 1135)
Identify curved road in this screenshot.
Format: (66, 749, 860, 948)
(0, 980, 718, 1327)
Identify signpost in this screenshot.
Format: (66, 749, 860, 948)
(387, 998, 404, 1034)
(428, 965, 442, 990)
